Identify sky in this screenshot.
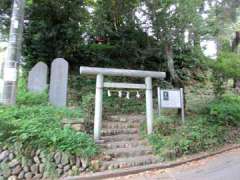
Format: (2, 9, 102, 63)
(201, 40, 217, 59)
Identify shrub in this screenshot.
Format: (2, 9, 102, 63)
(81, 92, 95, 120)
(209, 52, 240, 96)
(17, 91, 48, 106)
(0, 105, 98, 158)
(208, 94, 240, 126)
(147, 116, 228, 160)
(16, 77, 48, 106)
(0, 79, 97, 159)
(153, 116, 179, 136)
(210, 52, 240, 79)
(103, 91, 145, 114)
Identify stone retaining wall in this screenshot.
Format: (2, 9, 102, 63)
(0, 147, 89, 180)
(62, 119, 85, 132)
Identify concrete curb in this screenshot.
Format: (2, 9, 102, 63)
(63, 144, 240, 180)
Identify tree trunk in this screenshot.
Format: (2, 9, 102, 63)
(164, 43, 186, 112)
(232, 31, 240, 53)
(164, 43, 183, 88)
(232, 31, 240, 89)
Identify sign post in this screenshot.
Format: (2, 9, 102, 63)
(157, 87, 185, 123)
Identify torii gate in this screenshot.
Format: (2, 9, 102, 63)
(80, 66, 166, 141)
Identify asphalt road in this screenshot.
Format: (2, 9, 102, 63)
(109, 148, 240, 180)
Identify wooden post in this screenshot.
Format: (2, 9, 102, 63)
(94, 74, 104, 140)
(180, 88, 185, 123)
(157, 87, 161, 116)
(145, 77, 153, 135)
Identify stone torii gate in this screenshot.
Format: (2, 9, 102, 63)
(80, 66, 166, 141)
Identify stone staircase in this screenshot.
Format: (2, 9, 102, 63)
(98, 114, 159, 171)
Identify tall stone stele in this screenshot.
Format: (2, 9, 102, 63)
(28, 62, 48, 93)
(49, 58, 69, 107)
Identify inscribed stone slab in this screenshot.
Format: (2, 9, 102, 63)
(49, 58, 69, 107)
(28, 62, 48, 93)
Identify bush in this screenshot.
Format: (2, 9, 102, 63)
(0, 82, 98, 159)
(103, 91, 145, 114)
(208, 94, 240, 126)
(209, 52, 240, 96)
(152, 116, 179, 136)
(146, 116, 228, 160)
(16, 78, 49, 106)
(17, 91, 48, 106)
(81, 92, 95, 120)
(210, 52, 240, 79)
(0, 105, 98, 158)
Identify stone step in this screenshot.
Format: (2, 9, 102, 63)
(102, 121, 140, 129)
(107, 114, 145, 122)
(101, 128, 139, 136)
(101, 134, 141, 142)
(100, 155, 159, 171)
(103, 146, 153, 158)
(100, 140, 148, 149)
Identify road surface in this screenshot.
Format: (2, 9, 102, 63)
(108, 148, 240, 180)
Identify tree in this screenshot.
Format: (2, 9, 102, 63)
(142, 0, 205, 87)
(23, 0, 90, 71)
(88, 0, 154, 70)
(0, 0, 12, 40)
(207, 0, 240, 87)
(210, 52, 240, 96)
(1, 0, 211, 88)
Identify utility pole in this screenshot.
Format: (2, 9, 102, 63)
(1, 0, 25, 105)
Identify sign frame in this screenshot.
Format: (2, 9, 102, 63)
(157, 87, 185, 123)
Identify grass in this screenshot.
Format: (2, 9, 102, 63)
(0, 79, 98, 159)
(142, 82, 240, 161)
(185, 81, 214, 114)
(143, 115, 231, 161)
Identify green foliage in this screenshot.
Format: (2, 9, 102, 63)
(16, 77, 48, 106)
(186, 81, 214, 114)
(23, 0, 91, 70)
(0, 0, 12, 39)
(0, 84, 97, 159)
(0, 105, 97, 158)
(103, 90, 145, 114)
(211, 72, 226, 97)
(208, 94, 240, 126)
(18, 0, 207, 84)
(2, 0, 210, 92)
(152, 116, 179, 136)
(69, 74, 146, 116)
(17, 91, 48, 106)
(80, 90, 146, 118)
(210, 52, 240, 96)
(210, 52, 240, 79)
(146, 116, 228, 160)
(4, 105, 93, 153)
(81, 92, 95, 120)
(146, 92, 240, 160)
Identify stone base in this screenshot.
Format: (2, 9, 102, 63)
(0, 148, 88, 179)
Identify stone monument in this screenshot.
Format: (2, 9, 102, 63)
(28, 62, 48, 93)
(49, 58, 69, 107)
